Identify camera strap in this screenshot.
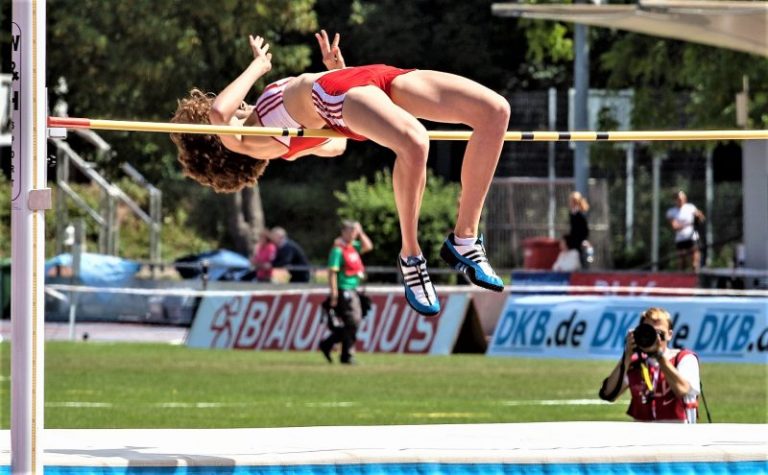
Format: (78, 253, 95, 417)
(640, 360, 654, 393)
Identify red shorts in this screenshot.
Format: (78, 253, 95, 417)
(311, 65, 416, 141)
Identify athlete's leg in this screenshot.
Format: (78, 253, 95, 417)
(342, 86, 440, 315)
(390, 70, 510, 238)
(391, 71, 509, 292)
(341, 86, 429, 258)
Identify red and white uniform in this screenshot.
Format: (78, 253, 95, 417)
(254, 78, 329, 159)
(311, 65, 416, 141)
(625, 349, 700, 423)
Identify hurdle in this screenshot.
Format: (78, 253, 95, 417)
(10, 1, 768, 473)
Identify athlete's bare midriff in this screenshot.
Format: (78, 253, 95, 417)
(282, 71, 334, 128)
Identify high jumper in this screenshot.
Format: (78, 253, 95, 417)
(169, 30, 511, 316)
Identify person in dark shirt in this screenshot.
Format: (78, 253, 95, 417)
(270, 227, 311, 282)
(564, 191, 591, 269)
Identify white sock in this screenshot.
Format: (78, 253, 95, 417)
(454, 235, 477, 246)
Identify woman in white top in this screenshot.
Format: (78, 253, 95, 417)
(665, 191, 705, 272)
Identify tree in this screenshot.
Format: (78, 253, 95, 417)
(601, 36, 768, 130)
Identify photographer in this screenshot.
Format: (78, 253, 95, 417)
(599, 307, 701, 423)
(319, 220, 373, 365)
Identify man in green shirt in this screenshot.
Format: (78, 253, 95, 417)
(320, 220, 373, 364)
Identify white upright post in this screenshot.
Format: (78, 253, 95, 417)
(547, 87, 557, 239)
(651, 152, 662, 272)
(11, 1, 48, 474)
(705, 147, 714, 267)
(624, 142, 635, 249)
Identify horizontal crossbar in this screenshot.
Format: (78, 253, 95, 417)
(48, 117, 768, 142)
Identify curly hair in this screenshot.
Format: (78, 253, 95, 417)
(170, 89, 268, 193)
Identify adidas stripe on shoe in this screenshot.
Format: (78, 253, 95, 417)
(440, 233, 504, 292)
(398, 255, 440, 316)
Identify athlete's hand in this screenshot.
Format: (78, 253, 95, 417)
(249, 35, 272, 72)
(315, 29, 345, 70)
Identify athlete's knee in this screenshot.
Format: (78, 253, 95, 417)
(486, 94, 511, 127)
(395, 124, 429, 166)
(465, 93, 510, 131)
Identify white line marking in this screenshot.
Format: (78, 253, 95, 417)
(46, 402, 113, 408)
(45, 401, 358, 409)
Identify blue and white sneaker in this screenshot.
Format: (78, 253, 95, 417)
(440, 233, 504, 292)
(398, 256, 440, 317)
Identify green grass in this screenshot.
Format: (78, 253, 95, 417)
(0, 342, 766, 428)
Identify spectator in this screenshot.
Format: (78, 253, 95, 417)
(250, 230, 277, 282)
(598, 307, 701, 423)
(564, 191, 592, 269)
(320, 220, 373, 365)
(666, 191, 705, 272)
(270, 227, 311, 283)
(552, 238, 581, 272)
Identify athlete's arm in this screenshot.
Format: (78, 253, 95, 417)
(210, 35, 279, 158)
(211, 35, 271, 124)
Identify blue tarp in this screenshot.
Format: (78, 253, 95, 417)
(174, 249, 251, 281)
(45, 253, 140, 286)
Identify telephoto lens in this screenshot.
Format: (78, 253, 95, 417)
(633, 322, 658, 349)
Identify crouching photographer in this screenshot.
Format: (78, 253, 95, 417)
(599, 307, 703, 423)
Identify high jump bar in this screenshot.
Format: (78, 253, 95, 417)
(48, 117, 768, 142)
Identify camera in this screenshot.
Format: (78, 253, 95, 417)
(633, 322, 661, 349)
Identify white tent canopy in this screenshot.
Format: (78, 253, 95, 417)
(492, 1, 768, 57)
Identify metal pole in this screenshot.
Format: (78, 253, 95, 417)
(98, 187, 107, 253)
(705, 147, 714, 267)
(11, 1, 47, 473)
(547, 87, 557, 238)
(625, 142, 635, 248)
(573, 4, 590, 196)
(651, 152, 663, 271)
(67, 219, 84, 341)
(55, 145, 68, 255)
(106, 191, 116, 255)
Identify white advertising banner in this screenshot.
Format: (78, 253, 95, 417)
(488, 296, 768, 363)
(187, 291, 469, 355)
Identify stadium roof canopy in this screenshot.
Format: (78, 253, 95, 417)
(492, 0, 768, 58)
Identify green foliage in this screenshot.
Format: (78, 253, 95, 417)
(0, 174, 214, 261)
(601, 36, 768, 131)
(524, 20, 573, 65)
(335, 169, 460, 267)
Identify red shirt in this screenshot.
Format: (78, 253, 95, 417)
(626, 349, 699, 422)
